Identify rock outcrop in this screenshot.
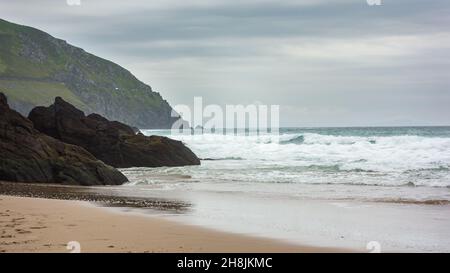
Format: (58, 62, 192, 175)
(29, 97, 200, 168)
(0, 93, 128, 185)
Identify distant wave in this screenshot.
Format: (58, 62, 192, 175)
(202, 157, 245, 161)
(371, 198, 450, 205)
(279, 133, 380, 145)
(332, 196, 450, 205)
(280, 135, 304, 144)
(404, 166, 450, 172)
(225, 179, 450, 188)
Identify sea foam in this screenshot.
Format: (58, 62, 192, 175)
(133, 128, 450, 190)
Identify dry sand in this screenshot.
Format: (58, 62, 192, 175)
(0, 195, 339, 253)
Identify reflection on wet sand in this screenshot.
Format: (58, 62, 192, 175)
(0, 181, 190, 213)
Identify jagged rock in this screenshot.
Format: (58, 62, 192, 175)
(29, 97, 201, 168)
(0, 93, 128, 185)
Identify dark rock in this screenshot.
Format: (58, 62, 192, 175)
(29, 97, 200, 168)
(0, 93, 7, 106)
(0, 93, 128, 186)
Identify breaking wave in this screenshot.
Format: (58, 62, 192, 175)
(135, 128, 450, 191)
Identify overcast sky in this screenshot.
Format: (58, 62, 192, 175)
(1, 0, 449, 126)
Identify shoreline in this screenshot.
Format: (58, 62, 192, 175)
(0, 195, 342, 253)
(2, 181, 450, 252)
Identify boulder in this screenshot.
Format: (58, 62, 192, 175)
(29, 97, 200, 168)
(0, 93, 128, 186)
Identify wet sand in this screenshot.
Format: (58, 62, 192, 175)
(0, 194, 340, 253)
(0, 181, 190, 211)
(2, 181, 450, 252)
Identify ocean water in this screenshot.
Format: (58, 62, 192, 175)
(123, 127, 450, 204)
(117, 127, 450, 251)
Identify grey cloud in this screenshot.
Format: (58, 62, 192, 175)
(0, 0, 449, 126)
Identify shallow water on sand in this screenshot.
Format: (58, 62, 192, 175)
(2, 181, 449, 252)
(112, 183, 450, 252)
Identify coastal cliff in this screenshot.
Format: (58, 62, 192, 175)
(0, 18, 179, 129)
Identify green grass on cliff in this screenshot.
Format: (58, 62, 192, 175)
(0, 18, 171, 127)
(0, 79, 88, 110)
(0, 35, 49, 78)
(0, 18, 159, 102)
(0, 58, 6, 74)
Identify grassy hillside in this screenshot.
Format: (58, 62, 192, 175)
(0, 18, 177, 128)
(0, 80, 87, 110)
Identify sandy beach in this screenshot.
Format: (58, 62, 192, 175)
(0, 195, 339, 253)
